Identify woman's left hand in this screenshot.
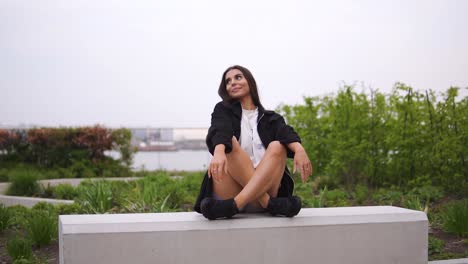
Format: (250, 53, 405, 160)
(293, 148, 313, 183)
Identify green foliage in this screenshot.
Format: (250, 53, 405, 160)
(6, 236, 33, 262)
(7, 205, 30, 229)
(55, 203, 83, 215)
(371, 188, 403, 206)
(0, 126, 134, 180)
(353, 184, 369, 205)
(7, 168, 42, 197)
(407, 185, 444, 203)
(0, 203, 12, 232)
(428, 236, 445, 255)
(26, 209, 58, 247)
(323, 189, 350, 207)
(0, 168, 9, 182)
(76, 180, 114, 213)
(279, 85, 468, 193)
(441, 199, 468, 237)
(402, 196, 428, 213)
(53, 184, 78, 200)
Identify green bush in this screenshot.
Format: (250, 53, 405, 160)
(0, 168, 9, 182)
(428, 236, 445, 255)
(76, 180, 114, 213)
(403, 195, 428, 213)
(70, 160, 96, 178)
(441, 199, 468, 237)
(6, 236, 33, 262)
(0, 203, 12, 232)
(371, 188, 403, 206)
(13, 258, 35, 264)
(323, 189, 350, 207)
(32, 202, 57, 214)
(7, 169, 42, 197)
(53, 184, 78, 200)
(407, 185, 444, 203)
(353, 184, 369, 205)
(55, 203, 83, 215)
(7, 205, 30, 229)
(26, 209, 58, 247)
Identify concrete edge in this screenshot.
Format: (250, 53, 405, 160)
(0, 194, 74, 208)
(429, 259, 468, 264)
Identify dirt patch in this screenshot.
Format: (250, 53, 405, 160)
(430, 227, 468, 255)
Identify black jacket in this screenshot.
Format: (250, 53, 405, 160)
(193, 101, 302, 213)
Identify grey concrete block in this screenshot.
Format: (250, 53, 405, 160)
(59, 206, 428, 264)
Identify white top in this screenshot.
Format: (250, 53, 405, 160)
(239, 108, 266, 168)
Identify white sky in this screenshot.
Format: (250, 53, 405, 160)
(1, 0, 467, 128)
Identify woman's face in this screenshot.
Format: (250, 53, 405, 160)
(225, 69, 250, 100)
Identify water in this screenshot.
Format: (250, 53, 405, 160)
(107, 150, 212, 171)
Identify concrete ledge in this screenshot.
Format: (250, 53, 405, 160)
(429, 259, 468, 264)
(0, 194, 74, 208)
(0, 177, 139, 194)
(59, 206, 428, 264)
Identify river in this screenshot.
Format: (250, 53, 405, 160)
(107, 150, 211, 171)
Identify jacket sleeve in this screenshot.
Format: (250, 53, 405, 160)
(206, 102, 234, 155)
(271, 114, 301, 158)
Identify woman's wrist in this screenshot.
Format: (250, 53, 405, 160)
(287, 142, 305, 153)
(214, 144, 226, 154)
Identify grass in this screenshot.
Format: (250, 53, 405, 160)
(26, 209, 58, 247)
(6, 236, 33, 262)
(6, 168, 42, 197)
(0, 203, 12, 232)
(442, 199, 468, 237)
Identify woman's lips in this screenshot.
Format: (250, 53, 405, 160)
(231, 86, 240, 93)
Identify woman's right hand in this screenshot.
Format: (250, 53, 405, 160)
(208, 145, 228, 182)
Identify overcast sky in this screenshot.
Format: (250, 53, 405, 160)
(1, 0, 467, 128)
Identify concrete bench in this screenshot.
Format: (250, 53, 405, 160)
(59, 206, 428, 264)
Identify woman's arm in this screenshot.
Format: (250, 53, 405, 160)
(206, 102, 234, 155)
(287, 142, 313, 183)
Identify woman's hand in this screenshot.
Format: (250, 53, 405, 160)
(208, 144, 228, 182)
(288, 143, 313, 183)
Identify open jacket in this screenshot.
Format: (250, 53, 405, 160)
(193, 101, 302, 213)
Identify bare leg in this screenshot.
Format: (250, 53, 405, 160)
(231, 140, 286, 209)
(212, 137, 286, 210)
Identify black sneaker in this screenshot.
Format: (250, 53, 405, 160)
(200, 197, 239, 220)
(267, 196, 302, 217)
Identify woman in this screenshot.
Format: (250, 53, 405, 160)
(194, 65, 312, 220)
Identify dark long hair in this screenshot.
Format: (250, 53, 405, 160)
(218, 65, 264, 109)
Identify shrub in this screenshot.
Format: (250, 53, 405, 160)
(7, 205, 30, 229)
(6, 236, 33, 262)
(0, 203, 11, 232)
(32, 202, 57, 214)
(353, 184, 369, 205)
(441, 199, 468, 237)
(76, 180, 113, 213)
(407, 185, 444, 203)
(7, 169, 42, 197)
(26, 209, 58, 247)
(70, 160, 96, 178)
(311, 175, 339, 192)
(371, 188, 403, 206)
(323, 189, 350, 207)
(53, 184, 78, 200)
(403, 195, 429, 213)
(428, 236, 445, 255)
(0, 168, 9, 182)
(56, 203, 83, 215)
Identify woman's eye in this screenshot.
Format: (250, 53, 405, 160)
(226, 79, 231, 84)
(236, 75, 242, 80)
